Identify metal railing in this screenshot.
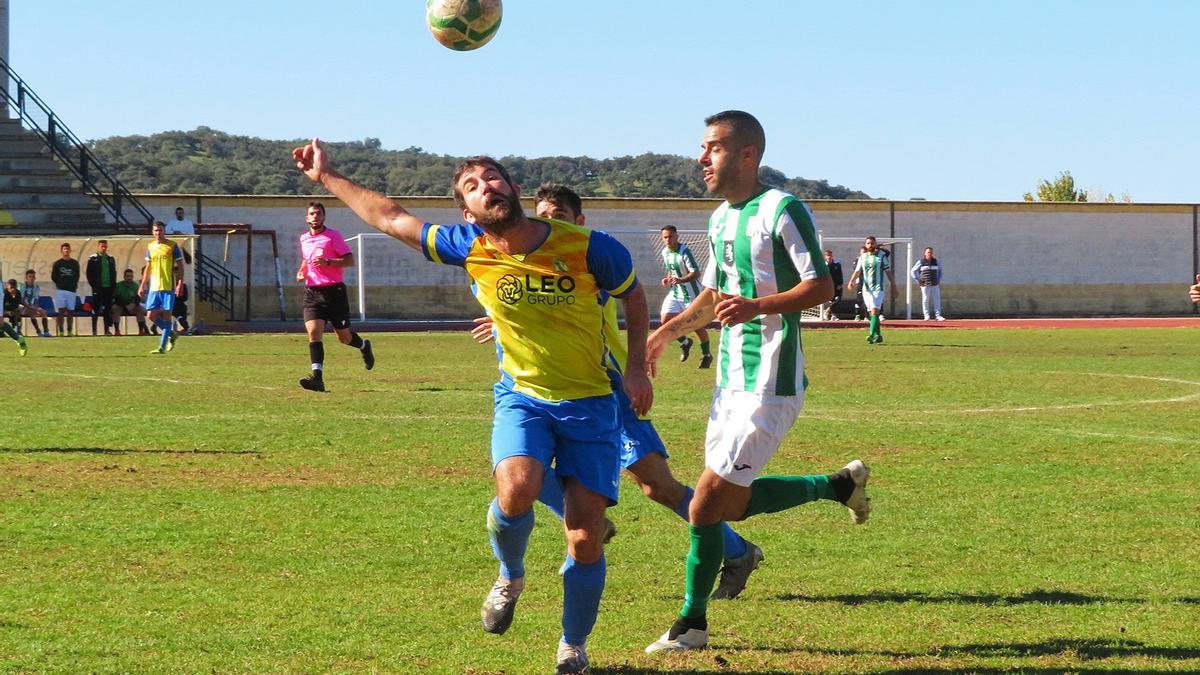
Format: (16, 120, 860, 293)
(0, 57, 153, 230)
(195, 251, 239, 320)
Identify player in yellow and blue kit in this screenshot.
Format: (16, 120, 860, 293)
(292, 139, 652, 675)
(137, 221, 184, 355)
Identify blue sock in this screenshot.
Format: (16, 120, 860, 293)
(156, 319, 171, 350)
(561, 554, 605, 646)
(722, 524, 748, 560)
(537, 466, 566, 520)
(672, 486, 694, 521)
(487, 499, 534, 580)
(674, 486, 747, 560)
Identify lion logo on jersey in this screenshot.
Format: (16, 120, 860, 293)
(497, 274, 523, 305)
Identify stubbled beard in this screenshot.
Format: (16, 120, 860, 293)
(472, 193, 523, 233)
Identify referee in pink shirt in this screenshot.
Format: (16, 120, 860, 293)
(296, 201, 375, 391)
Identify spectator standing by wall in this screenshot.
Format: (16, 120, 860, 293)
(50, 243, 80, 336)
(167, 207, 196, 263)
(910, 246, 945, 321)
(173, 280, 190, 334)
(821, 249, 843, 321)
(86, 239, 119, 335)
(18, 269, 50, 337)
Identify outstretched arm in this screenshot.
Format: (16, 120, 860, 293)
(1190, 274, 1200, 305)
(293, 138, 426, 250)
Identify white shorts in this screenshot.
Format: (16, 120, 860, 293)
(704, 386, 805, 487)
(861, 288, 884, 312)
(53, 290, 77, 312)
(660, 294, 691, 317)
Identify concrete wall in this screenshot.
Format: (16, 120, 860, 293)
(136, 195, 1200, 320)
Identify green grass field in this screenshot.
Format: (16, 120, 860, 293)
(2, 327, 1198, 673)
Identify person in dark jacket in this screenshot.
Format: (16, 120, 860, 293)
(821, 249, 844, 320)
(86, 239, 119, 335)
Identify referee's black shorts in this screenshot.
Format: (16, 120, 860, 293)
(303, 282, 351, 329)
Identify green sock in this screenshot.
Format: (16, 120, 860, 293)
(869, 314, 880, 336)
(741, 474, 835, 519)
(0, 323, 17, 341)
(680, 523, 724, 620)
(699, 340, 711, 356)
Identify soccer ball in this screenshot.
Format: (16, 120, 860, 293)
(425, 0, 503, 51)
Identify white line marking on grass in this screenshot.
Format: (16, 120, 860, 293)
(1052, 428, 1193, 444)
(938, 372, 1200, 415)
(38, 371, 287, 390)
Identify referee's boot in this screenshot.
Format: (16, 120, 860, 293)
(299, 371, 326, 392)
(360, 338, 375, 370)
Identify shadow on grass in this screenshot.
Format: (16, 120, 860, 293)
(886, 343, 977, 349)
(592, 662, 792, 667)
(726, 637, 1200, 665)
(0, 447, 262, 456)
(777, 589, 1143, 605)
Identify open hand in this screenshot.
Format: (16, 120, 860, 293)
(292, 138, 329, 183)
(471, 316, 495, 344)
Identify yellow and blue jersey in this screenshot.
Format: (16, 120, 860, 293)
(145, 239, 183, 293)
(423, 217, 639, 402)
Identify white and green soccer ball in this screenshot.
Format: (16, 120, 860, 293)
(425, 0, 503, 51)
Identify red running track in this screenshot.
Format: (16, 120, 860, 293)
(811, 317, 1200, 330)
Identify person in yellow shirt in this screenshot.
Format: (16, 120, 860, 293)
(137, 221, 184, 354)
(292, 139, 651, 675)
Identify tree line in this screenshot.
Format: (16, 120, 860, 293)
(87, 127, 872, 200)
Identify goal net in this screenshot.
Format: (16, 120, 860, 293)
(636, 230, 913, 322)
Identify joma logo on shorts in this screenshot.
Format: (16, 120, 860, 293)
(734, 463, 752, 471)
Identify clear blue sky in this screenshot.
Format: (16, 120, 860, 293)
(11, 1, 1200, 202)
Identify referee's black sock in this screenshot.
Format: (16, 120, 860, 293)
(309, 342, 325, 376)
(347, 332, 364, 350)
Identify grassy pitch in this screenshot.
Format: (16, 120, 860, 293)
(1, 327, 1198, 673)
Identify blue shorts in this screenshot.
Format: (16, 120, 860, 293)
(145, 290, 175, 312)
(491, 384, 622, 504)
(609, 367, 668, 469)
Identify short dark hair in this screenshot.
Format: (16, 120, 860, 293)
(60, 242, 71, 249)
(534, 183, 582, 218)
(307, 201, 326, 215)
(6, 279, 16, 287)
(704, 110, 766, 159)
(451, 156, 515, 210)
(98, 239, 108, 245)
(661, 225, 678, 234)
(124, 268, 134, 275)
(175, 206, 185, 212)
(152, 220, 165, 229)
(24, 269, 34, 276)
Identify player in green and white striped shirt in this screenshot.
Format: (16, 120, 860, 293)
(643, 111, 872, 655)
(659, 225, 712, 368)
(848, 235, 897, 344)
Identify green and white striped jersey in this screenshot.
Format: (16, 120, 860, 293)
(702, 187, 828, 396)
(661, 243, 702, 302)
(853, 251, 890, 292)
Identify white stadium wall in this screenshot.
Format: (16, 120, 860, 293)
(134, 195, 1200, 321)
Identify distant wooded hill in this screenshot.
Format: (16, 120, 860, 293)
(88, 127, 871, 200)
